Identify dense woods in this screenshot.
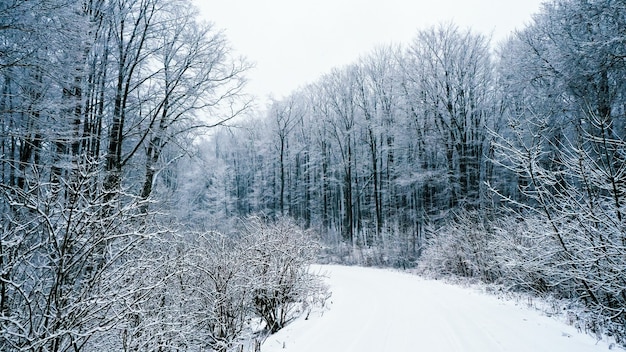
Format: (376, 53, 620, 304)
(1, 0, 625, 350)
(197, 0, 626, 345)
(0, 1, 322, 351)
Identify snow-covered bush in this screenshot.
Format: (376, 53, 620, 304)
(242, 217, 322, 333)
(0, 167, 153, 352)
(489, 212, 626, 345)
(418, 211, 500, 283)
(418, 209, 626, 346)
(62, 216, 324, 352)
(489, 215, 566, 295)
(114, 217, 324, 352)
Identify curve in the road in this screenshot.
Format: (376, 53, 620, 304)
(262, 265, 614, 352)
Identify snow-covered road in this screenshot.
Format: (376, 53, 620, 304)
(261, 265, 614, 352)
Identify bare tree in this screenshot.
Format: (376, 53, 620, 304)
(407, 23, 493, 209)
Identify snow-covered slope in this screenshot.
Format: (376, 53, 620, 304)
(261, 265, 615, 352)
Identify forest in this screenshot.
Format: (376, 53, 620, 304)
(1, 0, 625, 350)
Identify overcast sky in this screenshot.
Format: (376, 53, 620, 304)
(194, 1, 545, 104)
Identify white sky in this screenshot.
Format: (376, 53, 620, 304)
(194, 1, 545, 104)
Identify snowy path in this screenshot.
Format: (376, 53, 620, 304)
(261, 265, 614, 352)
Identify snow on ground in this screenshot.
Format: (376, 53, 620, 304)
(262, 265, 617, 352)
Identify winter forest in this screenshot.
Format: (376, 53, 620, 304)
(1, 0, 625, 351)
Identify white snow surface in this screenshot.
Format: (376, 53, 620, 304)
(261, 265, 616, 352)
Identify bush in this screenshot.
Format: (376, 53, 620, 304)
(242, 217, 322, 333)
(115, 216, 325, 352)
(418, 211, 500, 283)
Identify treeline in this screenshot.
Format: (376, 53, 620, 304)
(0, 1, 323, 351)
(207, 26, 495, 255)
(200, 0, 626, 343)
(2, 0, 625, 348)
